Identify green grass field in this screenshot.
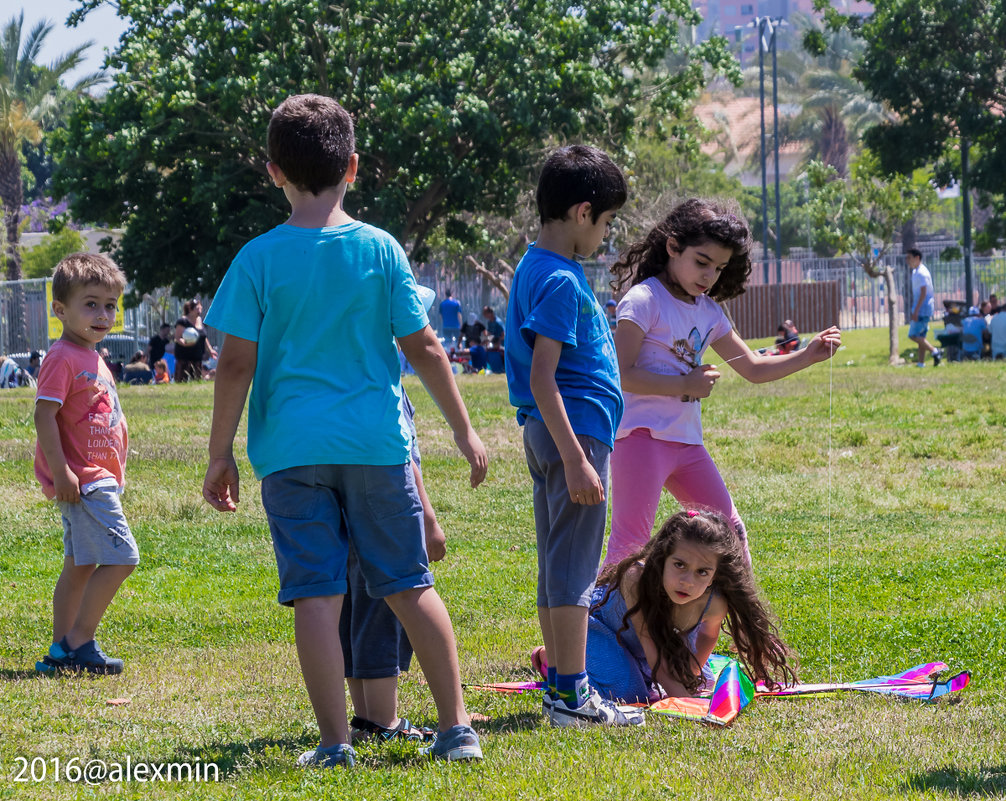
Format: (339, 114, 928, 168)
(1, 326, 1004, 800)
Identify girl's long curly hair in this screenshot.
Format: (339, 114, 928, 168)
(595, 510, 796, 693)
(610, 198, 753, 301)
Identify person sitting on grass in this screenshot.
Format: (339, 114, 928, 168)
(774, 320, 799, 354)
(153, 359, 171, 384)
(33, 253, 139, 675)
(534, 510, 796, 704)
(202, 93, 488, 768)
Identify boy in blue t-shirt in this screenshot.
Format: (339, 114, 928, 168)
(202, 94, 488, 766)
(504, 145, 642, 727)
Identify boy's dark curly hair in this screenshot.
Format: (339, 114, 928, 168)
(595, 510, 796, 693)
(610, 198, 753, 301)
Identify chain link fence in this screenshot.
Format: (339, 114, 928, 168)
(4, 254, 1003, 364)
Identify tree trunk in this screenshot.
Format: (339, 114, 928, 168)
(901, 218, 917, 253)
(0, 147, 30, 351)
(882, 263, 900, 365)
(0, 148, 25, 281)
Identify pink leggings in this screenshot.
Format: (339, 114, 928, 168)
(605, 429, 748, 567)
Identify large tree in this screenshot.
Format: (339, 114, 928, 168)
(815, 0, 1006, 271)
(53, 0, 739, 296)
(805, 152, 936, 365)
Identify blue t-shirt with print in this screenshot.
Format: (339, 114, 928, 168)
(205, 221, 428, 479)
(504, 244, 623, 448)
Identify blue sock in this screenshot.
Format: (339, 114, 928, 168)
(547, 666, 557, 698)
(556, 671, 590, 708)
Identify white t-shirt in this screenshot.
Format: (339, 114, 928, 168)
(911, 264, 935, 317)
(615, 277, 732, 445)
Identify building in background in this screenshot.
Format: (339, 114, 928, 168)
(693, 0, 873, 63)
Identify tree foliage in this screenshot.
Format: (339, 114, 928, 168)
(804, 152, 937, 364)
(53, 0, 740, 296)
(816, 0, 1006, 245)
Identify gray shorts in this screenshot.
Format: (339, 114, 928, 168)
(522, 416, 610, 608)
(58, 480, 139, 566)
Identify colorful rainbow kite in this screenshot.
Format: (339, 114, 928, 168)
(467, 656, 970, 727)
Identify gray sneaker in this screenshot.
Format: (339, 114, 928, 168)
(297, 742, 356, 768)
(420, 724, 483, 761)
(551, 688, 645, 728)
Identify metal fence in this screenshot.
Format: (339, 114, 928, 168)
(418, 253, 1006, 337)
(0, 279, 204, 365)
(4, 253, 1003, 362)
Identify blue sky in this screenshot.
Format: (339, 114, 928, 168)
(12, 0, 128, 84)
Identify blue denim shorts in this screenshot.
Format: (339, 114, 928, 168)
(522, 416, 610, 608)
(58, 479, 139, 566)
(908, 316, 931, 338)
(260, 464, 433, 607)
(340, 546, 413, 678)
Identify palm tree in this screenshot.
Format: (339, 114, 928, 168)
(1, 11, 102, 284)
(738, 13, 889, 178)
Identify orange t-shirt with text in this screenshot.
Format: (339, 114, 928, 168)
(34, 340, 128, 499)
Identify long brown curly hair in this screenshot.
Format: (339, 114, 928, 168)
(595, 510, 796, 693)
(610, 198, 753, 301)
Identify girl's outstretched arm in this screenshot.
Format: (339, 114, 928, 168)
(615, 319, 721, 399)
(710, 326, 841, 384)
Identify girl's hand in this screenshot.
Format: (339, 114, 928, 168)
(682, 364, 721, 399)
(806, 326, 842, 363)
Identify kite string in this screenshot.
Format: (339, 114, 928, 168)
(827, 338, 834, 683)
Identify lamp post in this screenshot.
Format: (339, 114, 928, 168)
(741, 16, 785, 283)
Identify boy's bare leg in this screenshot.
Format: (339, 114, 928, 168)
(294, 595, 350, 748)
(384, 586, 468, 731)
(52, 556, 95, 643)
(63, 563, 135, 649)
(544, 605, 588, 675)
(347, 676, 399, 728)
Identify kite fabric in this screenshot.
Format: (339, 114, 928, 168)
(467, 656, 970, 727)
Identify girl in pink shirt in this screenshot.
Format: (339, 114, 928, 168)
(605, 198, 841, 566)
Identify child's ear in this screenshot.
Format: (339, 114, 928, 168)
(575, 201, 594, 224)
(266, 161, 286, 188)
(51, 300, 66, 320)
(665, 236, 682, 258)
(344, 153, 359, 186)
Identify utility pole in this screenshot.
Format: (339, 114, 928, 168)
(751, 16, 785, 284)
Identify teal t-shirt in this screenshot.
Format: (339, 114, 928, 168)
(205, 221, 428, 478)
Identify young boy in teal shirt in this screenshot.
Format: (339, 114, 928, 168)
(202, 94, 488, 766)
(504, 145, 643, 727)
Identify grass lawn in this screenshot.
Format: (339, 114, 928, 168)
(1, 325, 1004, 800)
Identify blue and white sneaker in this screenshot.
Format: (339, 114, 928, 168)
(296, 742, 356, 768)
(420, 724, 483, 761)
(551, 688, 645, 728)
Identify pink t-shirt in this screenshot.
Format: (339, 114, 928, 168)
(615, 277, 732, 445)
(34, 340, 128, 499)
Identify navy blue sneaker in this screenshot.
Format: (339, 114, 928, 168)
(44, 638, 124, 675)
(297, 742, 356, 768)
(420, 724, 483, 761)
